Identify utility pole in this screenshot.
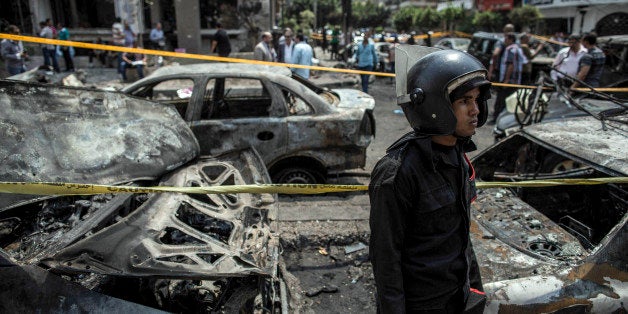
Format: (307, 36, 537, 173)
(341, 0, 352, 60)
(313, 0, 317, 30)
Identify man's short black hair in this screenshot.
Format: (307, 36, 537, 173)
(215, 22, 222, 28)
(296, 34, 305, 41)
(568, 34, 582, 41)
(582, 32, 597, 45)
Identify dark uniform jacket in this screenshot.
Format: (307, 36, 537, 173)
(369, 132, 483, 313)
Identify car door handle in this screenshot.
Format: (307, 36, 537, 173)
(257, 131, 274, 141)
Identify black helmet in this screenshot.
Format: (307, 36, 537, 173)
(398, 49, 491, 136)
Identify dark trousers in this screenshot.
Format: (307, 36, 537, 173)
(521, 72, 532, 85)
(121, 63, 144, 81)
(61, 47, 74, 71)
(358, 65, 373, 93)
(492, 87, 516, 121)
(42, 47, 60, 72)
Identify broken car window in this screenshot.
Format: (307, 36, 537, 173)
(142, 78, 195, 118)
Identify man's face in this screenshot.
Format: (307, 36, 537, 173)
(569, 37, 580, 51)
(452, 87, 481, 137)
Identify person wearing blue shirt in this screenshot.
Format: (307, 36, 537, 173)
(353, 32, 378, 93)
(291, 34, 313, 79)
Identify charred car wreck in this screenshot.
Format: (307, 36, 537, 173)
(472, 113, 627, 312)
(121, 63, 376, 184)
(0, 80, 283, 313)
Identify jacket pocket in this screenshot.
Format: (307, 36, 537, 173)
(417, 184, 456, 213)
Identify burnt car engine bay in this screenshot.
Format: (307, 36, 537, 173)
(472, 132, 626, 267)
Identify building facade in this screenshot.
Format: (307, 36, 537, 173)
(525, 0, 628, 36)
(2, 0, 274, 54)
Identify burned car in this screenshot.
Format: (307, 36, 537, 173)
(121, 63, 376, 184)
(493, 72, 627, 142)
(0, 80, 282, 313)
(434, 37, 471, 52)
(472, 113, 627, 312)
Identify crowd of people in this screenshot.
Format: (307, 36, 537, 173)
(1, 16, 608, 97)
(248, 28, 315, 79)
(483, 23, 606, 124)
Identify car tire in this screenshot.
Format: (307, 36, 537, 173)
(272, 167, 324, 184)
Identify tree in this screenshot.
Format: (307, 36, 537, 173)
(393, 7, 419, 32)
(440, 5, 465, 32)
(283, 0, 341, 30)
(299, 10, 316, 34)
(417, 7, 441, 31)
(508, 5, 543, 32)
(352, 0, 391, 29)
(236, 1, 263, 50)
(472, 11, 502, 32)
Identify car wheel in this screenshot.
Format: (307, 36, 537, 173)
(272, 167, 324, 184)
(541, 154, 584, 173)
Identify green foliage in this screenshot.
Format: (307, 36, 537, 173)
(508, 5, 543, 31)
(299, 10, 316, 34)
(440, 5, 464, 32)
(393, 7, 419, 32)
(417, 7, 441, 31)
(281, 18, 298, 31)
(352, 0, 391, 29)
(472, 11, 502, 32)
(282, 0, 342, 30)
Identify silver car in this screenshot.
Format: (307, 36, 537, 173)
(122, 63, 376, 184)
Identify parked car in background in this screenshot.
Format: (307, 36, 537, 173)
(597, 35, 628, 87)
(472, 112, 627, 312)
(0, 79, 283, 313)
(434, 37, 471, 52)
(466, 31, 556, 81)
(121, 63, 376, 184)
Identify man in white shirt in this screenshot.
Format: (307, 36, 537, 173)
(39, 18, 60, 73)
(551, 34, 587, 85)
(277, 30, 294, 63)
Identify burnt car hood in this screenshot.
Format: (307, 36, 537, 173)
(332, 89, 376, 111)
(0, 80, 200, 210)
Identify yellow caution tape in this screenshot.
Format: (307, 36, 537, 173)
(0, 178, 625, 196)
(4, 33, 628, 91)
(0, 182, 367, 195)
(477, 177, 628, 188)
(492, 81, 628, 93)
(529, 34, 570, 47)
(0, 33, 394, 78)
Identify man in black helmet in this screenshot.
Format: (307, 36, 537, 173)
(369, 46, 489, 313)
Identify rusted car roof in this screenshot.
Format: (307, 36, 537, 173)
(521, 115, 628, 175)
